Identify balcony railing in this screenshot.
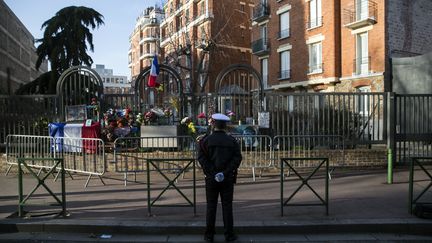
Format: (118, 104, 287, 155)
(142, 17, 159, 27)
(278, 28, 290, 39)
(308, 63, 323, 74)
(353, 56, 371, 75)
(343, 0, 377, 29)
(278, 70, 291, 80)
(251, 38, 270, 55)
(253, 3, 270, 22)
(306, 17, 323, 29)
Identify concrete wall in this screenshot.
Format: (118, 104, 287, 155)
(0, 1, 47, 94)
(387, 0, 432, 58)
(392, 51, 432, 94)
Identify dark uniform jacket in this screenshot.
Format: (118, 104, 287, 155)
(197, 130, 242, 180)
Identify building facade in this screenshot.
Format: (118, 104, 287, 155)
(251, 0, 432, 93)
(129, 7, 164, 81)
(93, 64, 130, 94)
(159, 0, 254, 93)
(0, 0, 48, 94)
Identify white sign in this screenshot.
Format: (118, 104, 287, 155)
(258, 112, 270, 128)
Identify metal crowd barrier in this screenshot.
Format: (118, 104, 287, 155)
(6, 135, 106, 187)
(114, 136, 196, 186)
(6, 135, 55, 176)
(232, 135, 273, 181)
(273, 135, 345, 179)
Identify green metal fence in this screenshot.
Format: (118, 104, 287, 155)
(409, 157, 432, 214)
(17, 157, 66, 218)
(280, 157, 329, 216)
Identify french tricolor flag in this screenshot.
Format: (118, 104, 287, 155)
(147, 54, 160, 88)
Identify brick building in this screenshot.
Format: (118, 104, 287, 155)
(251, 0, 432, 93)
(0, 0, 48, 94)
(159, 0, 254, 93)
(129, 7, 164, 81)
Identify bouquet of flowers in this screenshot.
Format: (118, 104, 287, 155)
(197, 112, 207, 126)
(181, 116, 196, 136)
(144, 110, 157, 123)
(226, 110, 236, 122)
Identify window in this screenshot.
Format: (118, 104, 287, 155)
(185, 9, 189, 24)
(200, 26, 206, 41)
(200, 2, 205, 15)
(357, 86, 371, 116)
(308, 42, 322, 73)
(260, 24, 267, 40)
(309, 0, 322, 28)
(279, 11, 290, 39)
(357, 0, 368, 21)
(356, 32, 369, 75)
(280, 51, 290, 79)
(261, 58, 268, 88)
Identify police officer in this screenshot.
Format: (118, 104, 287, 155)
(197, 113, 242, 242)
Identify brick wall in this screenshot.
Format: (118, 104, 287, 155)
(275, 148, 387, 168)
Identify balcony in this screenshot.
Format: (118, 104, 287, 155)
(142, 17, 159, 27)
(251, 38, 270, 56)
(140, 34, 159, 44)
(252, 3, 270, 22)
(306, 17, 323, 30)
(278, 28, 290, 39)
(278, 70, 291, 80)
(343, 0, 377, 29)
(353, 56, 371, 75)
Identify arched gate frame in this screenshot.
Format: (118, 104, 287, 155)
(57, 66, 104, 120)
(134, 64, 185, 119)
(214, 63, 264, 122)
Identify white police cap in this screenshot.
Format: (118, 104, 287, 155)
(211, 113, 231, 122)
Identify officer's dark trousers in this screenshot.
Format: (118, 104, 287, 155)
(205, 177, 234, 237)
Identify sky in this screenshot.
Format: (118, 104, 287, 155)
(4, 0, 164, 80)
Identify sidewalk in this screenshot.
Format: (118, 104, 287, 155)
(0, 167, 431, 240)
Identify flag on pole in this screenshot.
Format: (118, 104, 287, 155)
(148, 54, 160, 88)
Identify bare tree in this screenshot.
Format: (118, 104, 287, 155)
(160, 0, 251, 118)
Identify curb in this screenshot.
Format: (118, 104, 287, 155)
(1, 219, 432, 235)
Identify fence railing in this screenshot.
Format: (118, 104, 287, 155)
(394, 94, 432, 164)
(273, 135, 344, 179)
(0, 95, 60, 147)
(265, 92, 387, 146)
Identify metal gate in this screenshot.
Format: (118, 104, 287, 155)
(57, 66, 104, 119)
(214, 64, 264, 121)
(394, 94, 432, 164)
(134, 64, 184, 118)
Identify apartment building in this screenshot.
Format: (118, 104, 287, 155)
(159, 0, 254, 93)
(0, 0, 48, 94)
(93, 64, 130, 94)
(129, 7, 164, 81)
(251, 0, 432, 93)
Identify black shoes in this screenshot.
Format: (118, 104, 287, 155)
(204, 235, 214, 242)
(225, 234, 238, 242)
